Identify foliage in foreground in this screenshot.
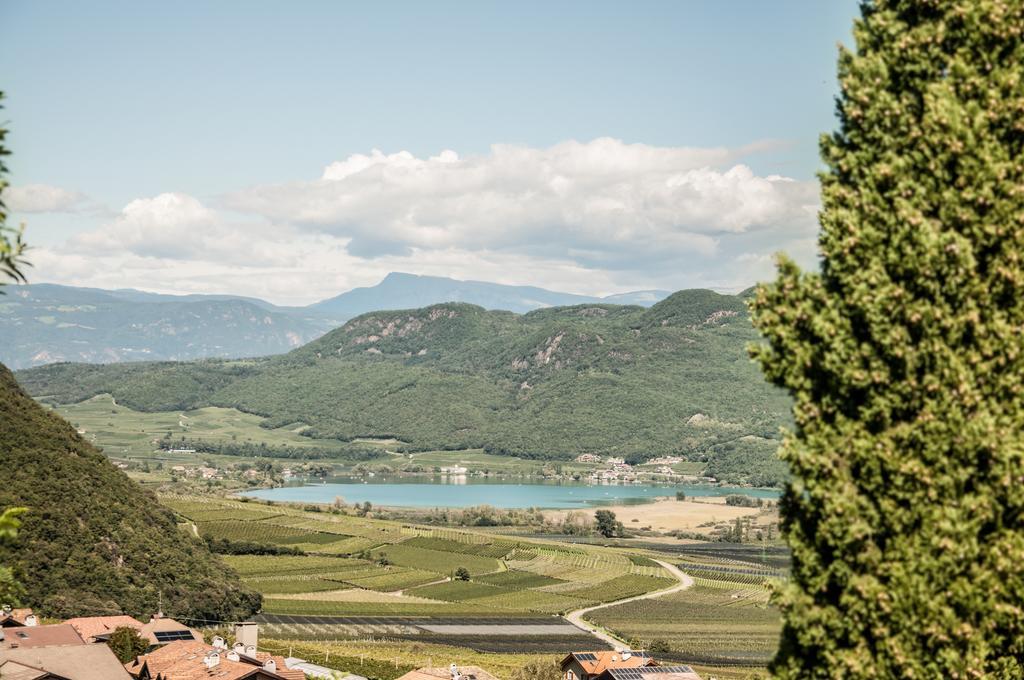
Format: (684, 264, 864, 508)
(0, 363, 261, 620)
(0, 91, 30, 290)
(751, 1, 1024, 676)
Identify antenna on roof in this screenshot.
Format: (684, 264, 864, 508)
(157, 590, 164, 619)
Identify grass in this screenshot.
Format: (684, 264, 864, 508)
(50, 393, 351, 460)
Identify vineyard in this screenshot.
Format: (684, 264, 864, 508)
(163, 494, 783, 677)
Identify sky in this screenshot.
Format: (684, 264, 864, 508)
(0, 1, 858, 306)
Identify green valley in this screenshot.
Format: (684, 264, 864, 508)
(17, 290, 792, 487)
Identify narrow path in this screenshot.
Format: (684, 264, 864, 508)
(565, 559, 693, 649)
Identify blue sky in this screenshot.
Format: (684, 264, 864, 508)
(0, 1, 858, 304)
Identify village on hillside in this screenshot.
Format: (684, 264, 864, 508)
(0, 605, 705, 680)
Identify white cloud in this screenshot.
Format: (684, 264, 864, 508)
(28, 138, 821, 304)
(221, 137, 818, 263)
(4, 184, 89, 214)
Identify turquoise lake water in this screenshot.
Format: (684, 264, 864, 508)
(238, 476, 780, 509)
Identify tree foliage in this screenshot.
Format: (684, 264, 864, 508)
(106, 626, 149, 663)
(0, 363, 261, 621)
(594, 510, 624, 538)
(0, 92, 29, 289)
(0, 506, 27, 605)
(751, 1, 1024, 676)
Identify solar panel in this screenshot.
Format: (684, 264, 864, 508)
(154, 630, 195, 642)
(574, 653, 598, 661)
(607, 667, 695, 678)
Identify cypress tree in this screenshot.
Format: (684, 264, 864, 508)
(750, 1, 1024, 676)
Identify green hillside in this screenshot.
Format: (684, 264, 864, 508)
(17, 290, 792, 486)
(0, 363, 261, 620)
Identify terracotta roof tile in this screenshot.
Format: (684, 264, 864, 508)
(562, 651, 657, 675)
(63, 615, 145, 642)
(126, 640, 299, 680)
(0, 624, 84, 649)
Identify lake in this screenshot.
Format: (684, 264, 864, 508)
(238, 475, 781, 509)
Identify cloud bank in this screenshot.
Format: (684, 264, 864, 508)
(21, 138, 821, 305)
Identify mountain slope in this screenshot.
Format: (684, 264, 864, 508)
(17, 290, 791, 485)
(309, 272, 671, 316)
(0, 362, 261, 620)
(0, 276, 673, 370)
(0, 283, 336, 369)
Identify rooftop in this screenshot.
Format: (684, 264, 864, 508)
(395, 666, 499, 680)
(562, 651, 656, 675)
(0, 624, 84, 649)
(0, 642, 133, 680)
(63, 615, 145, 642)
(126, 640, 304, 680)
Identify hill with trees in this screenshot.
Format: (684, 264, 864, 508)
(0, 362, 261, 620)
(17, 289, 792, 486)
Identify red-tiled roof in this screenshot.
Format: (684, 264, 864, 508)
(125, 641, 303, 680)
(137, 616, 203, 645)
(561, 651, 657, 675)
(63, 615, 145, 642)
(1, 624, 85, 649)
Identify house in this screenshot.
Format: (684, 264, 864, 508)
(604, 457, 625, 465)
(0, 624, 84, 649)
(138, 614, 203, 645)
(0, 607, 37, 627)
(63, 615, 146, 643)
(0, 642, 133, 679)
(439, 466, 468, 475)
(575, 454, 601, 463)
(560, 651, 656, 680)
(594, 667, 702, 680)
(395, 665, 498, 680)
(125, 640, 304, 680)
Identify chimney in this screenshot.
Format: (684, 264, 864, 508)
(245, 645, 256, 656)
(450, 662, 459, 680)
(227, 651, 240, 662)
(24, 615, 38, 627)
(622, 652, 632, 660)
(263, 659, 277, 672)
(234, 622, 258, 650)
(212, 635, 226, 650)
(233, 642, 245, 654)
(204, 652, 220, 669)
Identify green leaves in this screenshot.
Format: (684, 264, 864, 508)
(752, 1, 1024, 676)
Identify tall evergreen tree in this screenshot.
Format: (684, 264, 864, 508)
(751, 1, 1024, 676)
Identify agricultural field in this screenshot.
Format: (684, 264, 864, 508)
(587, 581, 781, 667)
(164, 494, 781, 677)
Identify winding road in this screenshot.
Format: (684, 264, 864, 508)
(565, 559, 693, 648)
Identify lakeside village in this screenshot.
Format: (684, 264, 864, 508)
(0, 606, 704, 680)
(122, 448, 716, 489)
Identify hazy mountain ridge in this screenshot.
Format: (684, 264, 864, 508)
(311, 272, 671, 317)
(17, 289, 791, 486)
(0, 275, 672, 369)
(0, 283, 337, 369)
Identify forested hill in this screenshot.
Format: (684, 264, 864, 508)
(0, 362, 261, 620)
(17, 290, 792, 486)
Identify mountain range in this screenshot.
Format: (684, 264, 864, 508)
(17, 289, 791, 486)
(0, 273, 670, 369)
